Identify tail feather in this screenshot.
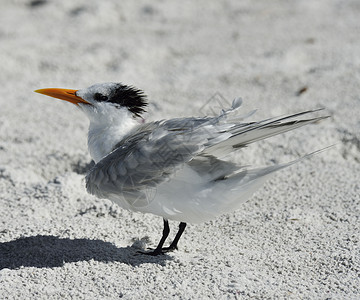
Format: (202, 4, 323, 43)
(204, 109, 329, 157)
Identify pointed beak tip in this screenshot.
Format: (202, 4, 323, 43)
(33, 87, 89, 105)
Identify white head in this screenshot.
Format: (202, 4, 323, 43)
(35, 82, 148, 122)
(35, 82, 148, 162)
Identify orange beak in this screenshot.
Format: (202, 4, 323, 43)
(34, 88, 91, 105)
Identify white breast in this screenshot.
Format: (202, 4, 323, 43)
(86, 107, 139, 163)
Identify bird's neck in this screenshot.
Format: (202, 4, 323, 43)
(87, 110, 139, 163)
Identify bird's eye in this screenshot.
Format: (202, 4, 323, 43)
(94, 93, 108, 102)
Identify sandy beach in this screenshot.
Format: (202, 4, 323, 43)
(0, 0, 359, 298)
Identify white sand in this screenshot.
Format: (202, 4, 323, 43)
(1, 0, 359, 299)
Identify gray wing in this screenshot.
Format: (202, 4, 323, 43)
(85, 120, 210, 207)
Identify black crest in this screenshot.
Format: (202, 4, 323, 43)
(94, 84, 148, 117)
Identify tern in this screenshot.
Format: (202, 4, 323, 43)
(35, 82, 327, 255)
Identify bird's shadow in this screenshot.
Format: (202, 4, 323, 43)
(0, 235, 171, 270)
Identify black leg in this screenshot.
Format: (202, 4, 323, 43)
(163, 222, 187, 252)
(139, 219, 170, 256)
(154, 219, 170, 253)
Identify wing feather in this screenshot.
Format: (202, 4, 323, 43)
(86, 121, 208, 207)
(204, 109, 328, 156)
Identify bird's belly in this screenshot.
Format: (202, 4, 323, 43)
(124, 166, 251, 224)
(99, 165, 271, 224)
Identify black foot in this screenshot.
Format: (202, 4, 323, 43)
(161, 245, 178, 252)
(135, 220, 186, 256)
(136, 249, 164, 256)
(136, 245, 178, 256)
